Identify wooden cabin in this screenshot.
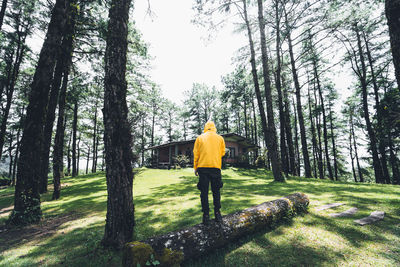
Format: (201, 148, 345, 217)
(147, 133, 258, 168)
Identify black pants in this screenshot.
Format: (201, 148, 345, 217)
(197, 167, 223, 213)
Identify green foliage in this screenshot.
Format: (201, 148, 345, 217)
(173, 154, 190, 168)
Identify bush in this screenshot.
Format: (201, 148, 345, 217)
(174, 155, 189, 168)
(0, 177, 11, 186)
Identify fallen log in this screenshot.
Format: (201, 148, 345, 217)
(123, 192, 309, 267)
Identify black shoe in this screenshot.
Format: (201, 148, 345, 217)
(202, 213, 210, 225)
(214, 211, 222, 223)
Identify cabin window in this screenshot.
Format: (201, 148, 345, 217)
(228, 147, 235, 158)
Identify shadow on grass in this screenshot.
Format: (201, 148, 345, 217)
(183, 217, 344, 267)
(9, 221, 122, 267)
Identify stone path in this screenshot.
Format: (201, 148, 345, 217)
(354, 211, 385, 226)
(329, 207, 358, 217)
(316, 203, 385, 225)
(315, 203, 344, 211)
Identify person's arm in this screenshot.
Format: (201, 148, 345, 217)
(193, 137, 200, 175)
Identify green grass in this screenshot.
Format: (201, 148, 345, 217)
(1, 168, 400, 266)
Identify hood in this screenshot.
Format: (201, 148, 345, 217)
(203, 121, 217, 133)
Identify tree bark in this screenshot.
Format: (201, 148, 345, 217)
(307, 83, 318, 179)
(328, 103, 339, 180)
(67, 131, 71, 176)
(86, 146, 90, 174)
(284, 13, 311, 177)
(385, 0, 400, 89)
(52, 66, 71, 200)
(282, 75, 295, 175)
(257, 0, 283, 181)
(292, 98, 301, 176)
(77, 134, 81, 175)
(102, 0, 135, 249)
(12, 125, 21, 186)
(251, 97, 258, 158)
(71, 101, 78, 177)
(350, 113, 364, 183)
(363, 33, 391, 184)
(349, 124, 357, 182)
(388, 132, 400, 184)
(0, 0, 7, 30)
(92, 102, 98, 172)
(8, 0, 69, 225)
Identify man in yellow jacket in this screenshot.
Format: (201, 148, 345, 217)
(193, 120, 226, 225)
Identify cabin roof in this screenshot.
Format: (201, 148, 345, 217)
(146, 133, 259, 150)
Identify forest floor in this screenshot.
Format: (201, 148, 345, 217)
(0, 168, 400, 266)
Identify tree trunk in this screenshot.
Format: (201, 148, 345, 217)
(350, 113, 364, 183)
(141, 116, 145, 167)
(251, 97, 258, 158)
(307, 83, 318, 179)
(328, 103, 339, 180)
(242, 0, 270, 176)
(355, 26, 384, 184)
(284, 14, 311, 178)
(86, 146, 90, 174)
(0, 26, 27, 160)
(281, 75, 295, 175)
(313, 60, 333, 180)
(312, 83, 324, 179)
(274, 0, 288, 176)
(71, 101, 78, 177)
(388, 132, 400, 184)
(0, 0, 7, 30)
(292, 98, 301, 176)
(12, 125, 21, 186)
(102, 0, 135, 249)
(349, 124, 357, 182)
(77, 134, 81, 175)
(52, 62, 72, 200)
(92, 102, 98, 173)
(67, 132, 71, 176)
(385, 0, 400, 89)
(9, 0, 69, 225)
(257, 0, 283, 181)
(8, 132, 13, 178)
(94, 131, 99, 171)
(364, 33, 391, 184)
(40, 4, 76, 192)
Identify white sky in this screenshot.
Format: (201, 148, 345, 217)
(132, 0, 247, 104)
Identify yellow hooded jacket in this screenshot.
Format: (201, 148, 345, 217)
(193, 121, 226, 170)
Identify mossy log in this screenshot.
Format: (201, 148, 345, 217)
(123, 193, 309, 266)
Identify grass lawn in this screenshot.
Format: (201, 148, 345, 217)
(0, 168, 400, 266)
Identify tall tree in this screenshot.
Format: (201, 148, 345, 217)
(40, 0, 78, 193)
(283, 6, 312, 177)
(102, 0, 135, 249)
(0, 0, 35, 161)
(385, 0, 400, 89)
(8, 0, 70, 225)
(256, 0, 283, 181)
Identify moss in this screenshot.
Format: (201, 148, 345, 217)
(159, 247, 184, 267)
(122, 241, 155, 267)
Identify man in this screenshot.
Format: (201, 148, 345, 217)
(193, 120, 226, 225)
